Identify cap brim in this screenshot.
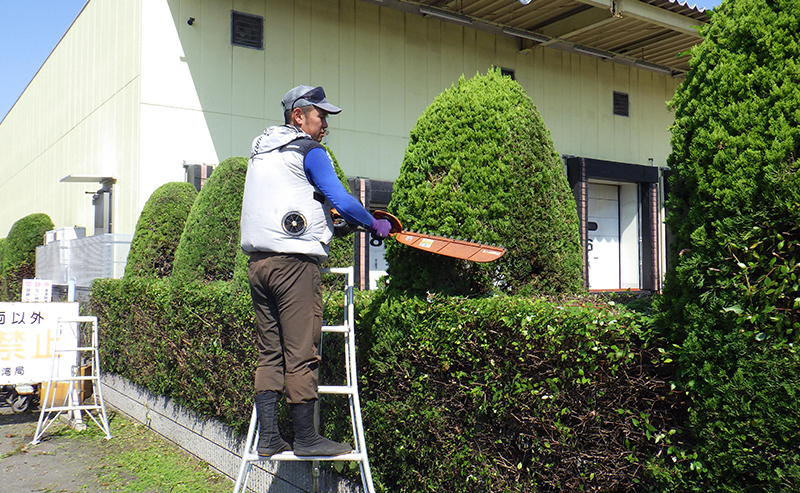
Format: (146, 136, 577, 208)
(313, 101, 342, 114)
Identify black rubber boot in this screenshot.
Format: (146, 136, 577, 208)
(290, 400, 352, 456)
(254, 391, 291, 456)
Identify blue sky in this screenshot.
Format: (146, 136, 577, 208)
(0, 0, 721, 122)
(1, 0, 89, 121)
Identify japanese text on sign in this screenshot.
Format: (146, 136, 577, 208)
(0, 302, 79, 385)
(22, 279, 53, 303)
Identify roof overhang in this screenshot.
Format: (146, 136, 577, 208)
(359, 0, 709, 76)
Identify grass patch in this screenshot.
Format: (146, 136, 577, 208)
(53, 412, 232, 492)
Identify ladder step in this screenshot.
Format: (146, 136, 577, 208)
(243, 451, 366, 462)
(322, 325, 349, 333)
(41, 404, 103, 412)
(46, 376, 98, 382)
(58, 316, 98, 323)
(318, 385, 356, 395)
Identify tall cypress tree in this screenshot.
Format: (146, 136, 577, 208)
(386, 69, 583, 296)
(172, 157, 249, 283)
(656, 1, 800, 489)
(125, 182, 197, 279)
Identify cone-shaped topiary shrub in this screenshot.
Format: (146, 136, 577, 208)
(125, 182, 197, 279)
(2, 213, 54, 301)
(386, 69, 583, 296)
(654, 0, 800, 490)
(172, 157, 248, 283)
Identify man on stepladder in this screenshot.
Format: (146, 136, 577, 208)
(240, 85, 391, 457)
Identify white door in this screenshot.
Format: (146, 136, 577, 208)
(369, 241, 388, 290)
(587, 184, 620, 290)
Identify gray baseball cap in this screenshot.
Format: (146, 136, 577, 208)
(281, 85, 342, 114)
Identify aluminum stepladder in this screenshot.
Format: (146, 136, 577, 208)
(32, 316, 112, 444)
(233, 267, 375, 493)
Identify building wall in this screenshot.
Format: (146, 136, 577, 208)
(0, 0, 681, 238)
(180, 0, 679, 181)
(0, 0, 142, 237)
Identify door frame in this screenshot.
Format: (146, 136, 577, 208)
(566, 157, 662, 292)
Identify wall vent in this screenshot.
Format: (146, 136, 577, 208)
(500, 67, 516, 80)
(231, 11, 263, 49)
(613, 91, 629, 117)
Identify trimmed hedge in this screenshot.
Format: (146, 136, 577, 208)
(124, 182, 197, 279)
(91, 277, 256, 428)
(2, 213, 54, 301)
(358, 293, 680, 492)
(656, 0, 800, 490)
(172, 157, 249, 284)
(89, 281, 682, 492)
(387, 69, 583, 296)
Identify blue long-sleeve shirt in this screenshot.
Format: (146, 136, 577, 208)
(304, 147, 373, 228)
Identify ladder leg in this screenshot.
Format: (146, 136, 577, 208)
(32, 317, 112, 444)
(342, 268, 375, 493)
(89, 348, 112, 439)
(233, 404, 259, 493)
(31, 377, 55, 444)
(32, 326, 64, 445)
(345, 370, 375, 493)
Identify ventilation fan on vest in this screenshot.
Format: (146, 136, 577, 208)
(282, 212, 307, 236)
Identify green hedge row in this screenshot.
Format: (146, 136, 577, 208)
(359, 292, 680, 492)
(90, 276, 358, 442)
(90, 278, 683, 492)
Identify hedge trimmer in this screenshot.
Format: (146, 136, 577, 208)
(360, 210, 506, 263)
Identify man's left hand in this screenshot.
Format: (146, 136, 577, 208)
(370, 218, 392, 239)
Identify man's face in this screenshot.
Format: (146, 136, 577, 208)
(297, 106, 329, 142)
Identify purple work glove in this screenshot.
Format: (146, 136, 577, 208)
(370, 218, 392, 239)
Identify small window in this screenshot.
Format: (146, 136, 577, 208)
(231, 11, 263, 49)
(613, 91, 629, 117)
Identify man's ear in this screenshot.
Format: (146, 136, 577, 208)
(291, 107, 305, 125)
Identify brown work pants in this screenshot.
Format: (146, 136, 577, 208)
(247, 252, 322, 404)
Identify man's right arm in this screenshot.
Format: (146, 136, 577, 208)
(304, 147, 390, 237)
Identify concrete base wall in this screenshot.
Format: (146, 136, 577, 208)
(101, 373, 363, 492)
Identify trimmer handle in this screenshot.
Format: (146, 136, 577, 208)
(370, 210, 403, 246)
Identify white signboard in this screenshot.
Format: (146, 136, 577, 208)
(0, 302, 79, 385)
(22, 279, 53, 302)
